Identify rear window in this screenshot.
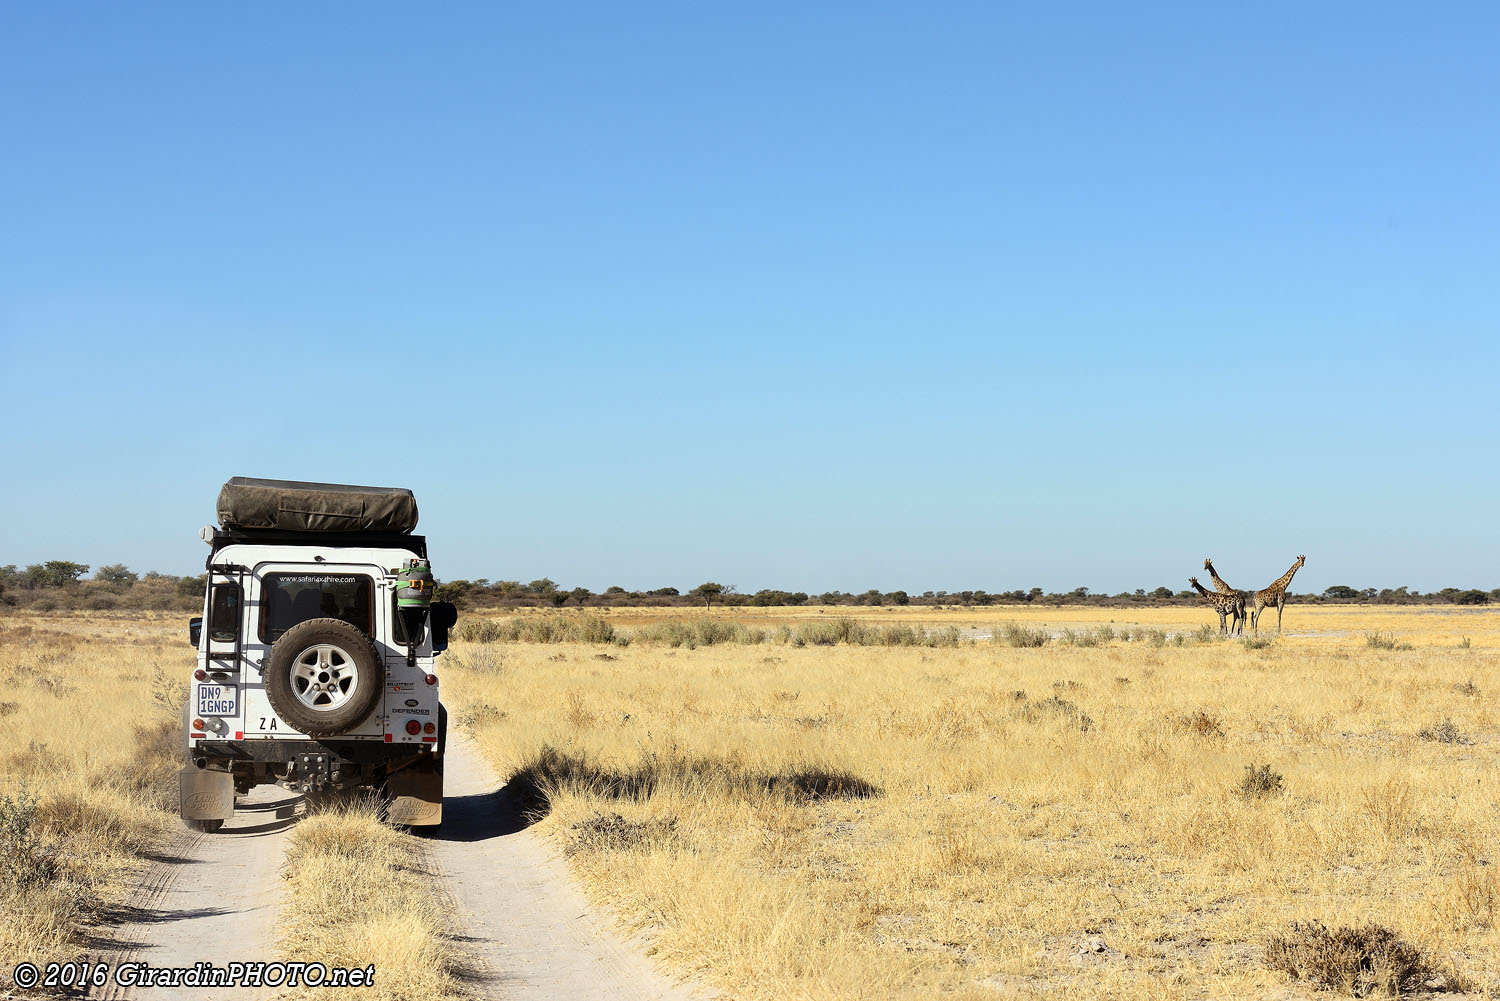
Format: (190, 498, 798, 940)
(259, 573, 374, 643)
(208, 583, 242, 642)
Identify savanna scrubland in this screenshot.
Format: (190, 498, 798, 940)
(443, 604, 1500, 1000)
(1, 604, 1496, 999)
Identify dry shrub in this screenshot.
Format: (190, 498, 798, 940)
(1178, 709, 1225, 739)
(1237, 763, 1284, 799)
(565, 812, 680, 857)
(1417, 719, 1470, 745)
(1265, 921, 1433, 996)
(1016, 695, 1093, 731)
(997, 623, 1049, 648)
(1364, 632, 1413, 651)
(1451, 679, 1479, 697)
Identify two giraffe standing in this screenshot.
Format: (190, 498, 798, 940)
(1189, 555, 1307, 635)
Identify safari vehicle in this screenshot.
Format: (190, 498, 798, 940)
(180, 478, 458, 832)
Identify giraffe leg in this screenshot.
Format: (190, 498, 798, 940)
(1277, 599, 1285, 632)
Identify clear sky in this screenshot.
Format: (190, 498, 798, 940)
(2, 3, 1496, 595)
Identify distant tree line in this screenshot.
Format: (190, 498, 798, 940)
(0, 563, 207, 612)
(2, 562, 1495, 613)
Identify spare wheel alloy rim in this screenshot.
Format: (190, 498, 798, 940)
(291, 643, 360, 711)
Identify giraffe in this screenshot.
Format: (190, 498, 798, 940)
(1250, 555, 1306, 633)
(1189, 577, 1245, 635)
(1204, 558, 1238, 595)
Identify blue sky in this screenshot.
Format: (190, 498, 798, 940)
(2, 3, 1496, 594)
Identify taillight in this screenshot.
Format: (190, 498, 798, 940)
(194, 669, 206, 681)
(424, 674, 438, 686)
(423, 722, 436, 734)
(192, 718, 206, 731)
(405, 720, 421, 735)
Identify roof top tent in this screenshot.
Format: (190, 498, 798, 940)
(210, 477, 426, 558)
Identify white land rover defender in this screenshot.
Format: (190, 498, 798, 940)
(180, 478, 458, 832)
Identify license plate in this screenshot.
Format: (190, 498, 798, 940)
(197, 684, 238, 717)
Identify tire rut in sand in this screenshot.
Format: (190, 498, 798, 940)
(86, 785, 300, 1001)
(427, 737, 705, 1001)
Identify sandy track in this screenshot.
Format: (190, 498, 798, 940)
(84, 743, 701, 1001)
(430, 737, 704, 1001)
(87, 785, 299, 1001)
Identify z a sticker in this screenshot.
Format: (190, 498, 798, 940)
(390, 682, 415, 693)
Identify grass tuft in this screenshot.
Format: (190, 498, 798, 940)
(997, 623, 1049, 648)
(1364, 632, 1413, 651)
(278, 800, 463, 1001)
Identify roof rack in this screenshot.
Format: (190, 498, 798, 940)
(208, 528, 428, 564)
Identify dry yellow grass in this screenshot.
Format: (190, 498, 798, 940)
(277, 800, 463, 1001)
(0, 612, 184, 975)
(443, 604, 1500, 1000)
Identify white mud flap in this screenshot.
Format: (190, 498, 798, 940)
(180, 766, 234, 822)
(386, 764, 442, 826)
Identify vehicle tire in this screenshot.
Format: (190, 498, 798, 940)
(265, 618, 383, 737)
(185, 818, 224, 833)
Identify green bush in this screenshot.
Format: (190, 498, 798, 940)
(0, 784, 59, 891)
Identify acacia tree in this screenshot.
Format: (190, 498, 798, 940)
(690, 582, 725, 609)
(96, 563, 138, 585)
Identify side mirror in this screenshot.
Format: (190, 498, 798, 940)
(430, 601, 458, 652)
(189, 617, 203, 648)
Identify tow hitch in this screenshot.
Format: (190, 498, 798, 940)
(294, 751, 340, 792)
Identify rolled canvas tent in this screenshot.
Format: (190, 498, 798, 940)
(216, 477, 419, 534)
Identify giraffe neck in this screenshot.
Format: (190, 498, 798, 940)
(1264, 560, 1303, 596)
(1207, 562, 1235, 594)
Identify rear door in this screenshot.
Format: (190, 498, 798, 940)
(243, 562, 388, 738)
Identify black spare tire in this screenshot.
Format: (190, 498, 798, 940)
(265, 618, 383, 737)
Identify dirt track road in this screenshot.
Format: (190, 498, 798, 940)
(430, 736, 699, 1001)
(87, 742, 699, 1001)
(88, 785, 299, 1001)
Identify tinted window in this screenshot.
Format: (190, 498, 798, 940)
(208, 584, 241, 642)
(259, 573, 373, 643)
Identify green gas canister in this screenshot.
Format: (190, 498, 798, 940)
(395, 560, 435, 610)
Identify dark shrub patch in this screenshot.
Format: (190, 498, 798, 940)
(1266, 921, 1434, 996)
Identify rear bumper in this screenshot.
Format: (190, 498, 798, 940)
(192, 738, 436, 766)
